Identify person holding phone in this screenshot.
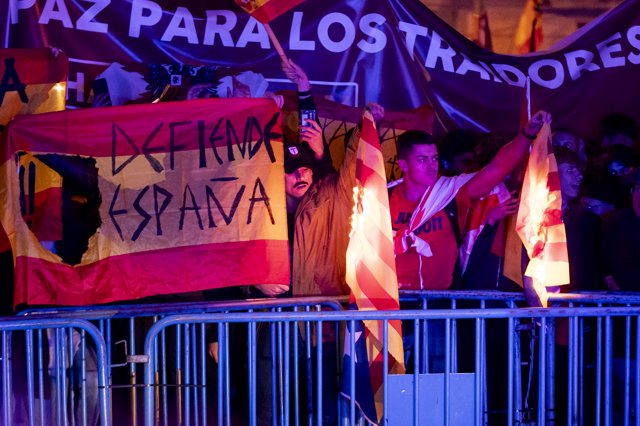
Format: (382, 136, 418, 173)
(253, 59, 383, 425)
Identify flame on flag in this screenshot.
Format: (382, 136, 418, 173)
(515, 122, 569, 305)
(344, 109, 404, 422)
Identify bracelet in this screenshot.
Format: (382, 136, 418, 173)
(297, 89, 311, 98)
(521, 129, 537, 140)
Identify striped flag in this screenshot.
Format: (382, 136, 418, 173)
(233, 0, 303, 23)
(344, 110, 404, 422)
(1, 98, 289, 306)
(17, 153, 63, 242)
(514, 0, 544, 54)
(0, 48, 67, 252)
(459, 182, 510, 273)
(470, 0, 493, 51)
(515, 122, 569, 303)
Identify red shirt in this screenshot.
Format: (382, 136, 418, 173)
(389, 185, 470, 290)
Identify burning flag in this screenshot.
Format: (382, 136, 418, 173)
(516, 122, 570, 306)
(343, 109, 404, 422)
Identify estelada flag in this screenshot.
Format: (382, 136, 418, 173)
(344, 110, 404, 422)
(234, 0, 304, 23)
(515, 122, 569, 288)
(0, 48, 67, 252)
(1, 98, 289, 306)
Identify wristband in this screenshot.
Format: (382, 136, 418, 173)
(521, 129, 538, 140)
(297, 89, 311, 98)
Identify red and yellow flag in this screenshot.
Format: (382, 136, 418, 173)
(516, 122, 569, 303)
(1, 98, 289, 306)
(0, 48, 67, 126)
(0, 48, 67, 252)
(345, 110, 404, 419)
(17, 153, 63, 242)
(234, 0, 303, 23)
(514, 0, 544, 54)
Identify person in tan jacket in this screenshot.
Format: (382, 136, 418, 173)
(256, 60, 383, 298)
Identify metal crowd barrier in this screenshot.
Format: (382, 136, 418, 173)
(142, 306, 640, 426)
(9, 291, 640, 425)
(0, 317, 110, 426)
(19, 297, 343, 426)
(399, 289, 640, 308)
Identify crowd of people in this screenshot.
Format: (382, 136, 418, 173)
(2, 56, 640, 425)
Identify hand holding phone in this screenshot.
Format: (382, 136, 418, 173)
(300, 109, 316, 131)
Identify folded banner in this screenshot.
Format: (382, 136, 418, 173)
(0, 48, 68, 252)
(1, 98, 289, 306)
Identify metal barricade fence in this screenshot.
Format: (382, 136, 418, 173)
(11, 292, 640, 425)
(399, 290, 640, 426)
(0, 317, 110, 426)
(20, 297, 344, 426)
(142, 307, 640, 426)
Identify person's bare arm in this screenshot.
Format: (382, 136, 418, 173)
(465, 111, 551, 200)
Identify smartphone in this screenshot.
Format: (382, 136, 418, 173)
(300, 109, 316, 127)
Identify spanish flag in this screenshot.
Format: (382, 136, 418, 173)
(1, 98, 289, 306)
(0, 48, 67, 252)
(514, 0, 544, 54)
(234, 0, 304, 23)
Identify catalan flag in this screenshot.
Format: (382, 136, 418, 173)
(515, 122, 569, 304)
(514, 0, 544, 54)
(344, 109, 404, 422)
(233, 0, 303, 23)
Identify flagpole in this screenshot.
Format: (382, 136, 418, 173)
(263, 23, 289, 63)
(526, 77, 531, 120)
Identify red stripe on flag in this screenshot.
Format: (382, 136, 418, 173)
(360, 222, 397, 274)
(354, 263, 399, 311)
(537, 240, 569, 263)
(14, 239, 289, 306)
(5, 98, 282, 159)
(25, 187, 62, 241)
(237, 0, 303, 23)
(0, 49, 68, 85)
(547, 171, 560, 192)
(251, 0, 304, 23)
(542, 207, 563, 227)
(0, 227, 9, 252)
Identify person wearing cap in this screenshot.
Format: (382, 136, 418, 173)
(601, 167, 640, 292)
(252, 59, 383, 425)
(255, 60, 384, 299)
